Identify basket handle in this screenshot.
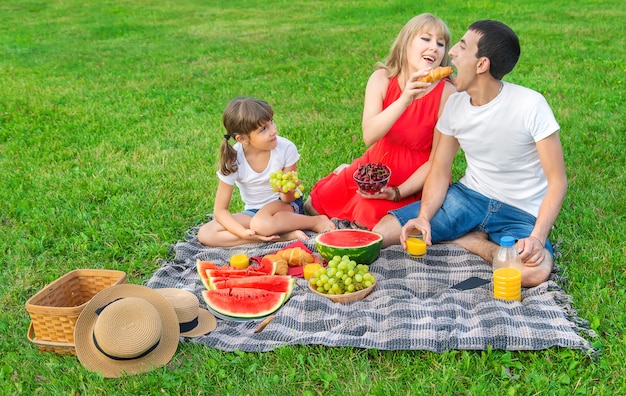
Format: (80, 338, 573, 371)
(27, 322, 75, 348)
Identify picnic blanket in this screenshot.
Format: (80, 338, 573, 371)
(145, 219, 597, 356)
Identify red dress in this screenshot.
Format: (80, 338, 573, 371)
(309, 77, 446, 229)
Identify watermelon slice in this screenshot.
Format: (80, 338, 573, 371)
(196, 258, 277, 290)
(248, 257, 276, 275)
(202, 288, 286, 319)
(315, 229, 383, 264)
(196, 260, 219, 290)
(208, 275, 295, 294)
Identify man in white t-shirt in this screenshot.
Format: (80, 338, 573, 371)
(372, 20, 567, 287)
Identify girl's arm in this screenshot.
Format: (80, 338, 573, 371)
(212, 180, 254, 239)
(282, 163, 297, 173)
(278, 163, 299, 203)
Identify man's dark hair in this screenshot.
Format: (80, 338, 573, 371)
(469, 20, 520, 79)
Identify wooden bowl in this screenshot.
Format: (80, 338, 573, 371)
(308, 281, 375, 303)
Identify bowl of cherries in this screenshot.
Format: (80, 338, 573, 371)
(353, 163, 392, 194)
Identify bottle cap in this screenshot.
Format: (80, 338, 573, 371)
(500, 236, 515, 246)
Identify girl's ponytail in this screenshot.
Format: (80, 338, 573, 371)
(219, 134, 238, 176)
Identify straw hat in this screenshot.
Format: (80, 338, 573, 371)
(74, 284, 179, 378)
(155, 288, 216, 337)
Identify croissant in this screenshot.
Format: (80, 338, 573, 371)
(277, 247, 315, 267)
(262, 254, 289, 275)
(419, 66, 454, 83)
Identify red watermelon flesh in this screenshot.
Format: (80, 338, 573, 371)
(196, 259, 277, 290)
(208, 275, 294, 293)
(205, 268, 269, 278)
(249, 257, 276, 275)
(202, 288, 286, 318)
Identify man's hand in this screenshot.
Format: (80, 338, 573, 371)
(516, 236, 546, 267)
(400, 217, 432, 249)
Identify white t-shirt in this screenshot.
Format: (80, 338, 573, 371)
(437, 82, 560, 217)
(217, 136, 300, 210)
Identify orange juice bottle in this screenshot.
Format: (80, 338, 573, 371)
(492, 236, 522, 301)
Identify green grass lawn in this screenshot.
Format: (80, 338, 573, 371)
(1, 0, 625, 394)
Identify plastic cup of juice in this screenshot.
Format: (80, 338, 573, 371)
(229, 250, 249, 269)
(303, 263, 323, 280)
(405, 229, 427, 258)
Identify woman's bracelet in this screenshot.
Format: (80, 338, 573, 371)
(393, 186, 401, 202)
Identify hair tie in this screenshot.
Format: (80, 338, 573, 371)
(223, 134, 231, 141)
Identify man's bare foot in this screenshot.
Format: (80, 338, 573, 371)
(312, 215, 336, 233)
(448, 231, 498, 263)
(451, 231, 552, 287)
(450, 231, 489, 250)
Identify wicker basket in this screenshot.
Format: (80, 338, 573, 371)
(25, 269, 126, 354)
(308, 281, 375, 303)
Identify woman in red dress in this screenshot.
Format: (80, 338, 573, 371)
(305, 13, 456, 229)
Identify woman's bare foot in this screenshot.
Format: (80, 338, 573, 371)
(312, 215, 336, 233)
(333, 164, 349, 174)
(304, 196, 319, 215)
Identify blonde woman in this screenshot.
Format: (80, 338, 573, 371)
(305, 13, 456, 230)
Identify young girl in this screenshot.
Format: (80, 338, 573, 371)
(198, 97, 335, 247)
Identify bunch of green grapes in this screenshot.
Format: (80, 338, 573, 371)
(309, 255, 376, 295)
(269, 170, 305, 198)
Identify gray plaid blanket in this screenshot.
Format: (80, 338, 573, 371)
(145, 220, 596, 355)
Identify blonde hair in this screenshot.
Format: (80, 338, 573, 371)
(219, 97, 274, 176)
(377, 13, 452, 78)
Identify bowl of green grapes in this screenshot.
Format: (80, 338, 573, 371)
(307, 254, 376, 303)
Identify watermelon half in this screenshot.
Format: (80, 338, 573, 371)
(201, 288, 287, 319)
(315, 229, 383, 264)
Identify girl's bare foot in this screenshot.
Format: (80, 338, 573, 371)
(312, 215, 336, 233)
(281, 230, 308, 241)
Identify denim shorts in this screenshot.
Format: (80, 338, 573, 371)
(389, 183, 553, 255)
(241, 197, 305, 217)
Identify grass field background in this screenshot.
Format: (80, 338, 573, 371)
(1, 0, 624, 394)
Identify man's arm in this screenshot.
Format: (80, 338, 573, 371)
(518, 131, 568, 265)
(402, 132, 459, 245)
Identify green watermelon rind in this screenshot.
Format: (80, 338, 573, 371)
(315, 229, 383, 264)
(196, 259, 215, 290)
(201, 288, 287, 319)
